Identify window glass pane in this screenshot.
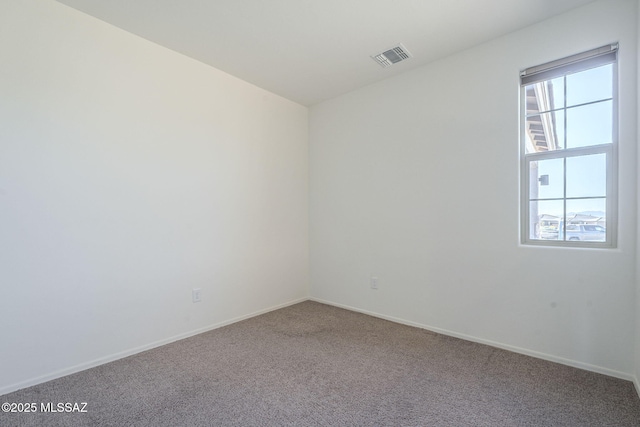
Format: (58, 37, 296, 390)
(530, 200, 564, 240)
(525, 77, 564, 115)
(565, 198, 606, 242)
(566, 64, 612, 107)
(524, 110, 564, 153)
(566, 100, 612, 148)
(530, 158, 564, 199)
(566, 153, 606, 198)
(566, 198, 606, 219)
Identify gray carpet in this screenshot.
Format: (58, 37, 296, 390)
(2, 301, 639, 426)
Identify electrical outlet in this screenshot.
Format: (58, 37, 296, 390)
(192, 288, 202, 303)
(370, 277, 379, 290)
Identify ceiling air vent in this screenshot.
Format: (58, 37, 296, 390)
(371, 44, 412, 68)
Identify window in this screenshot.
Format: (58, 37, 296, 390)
(520, 44, 618, 247)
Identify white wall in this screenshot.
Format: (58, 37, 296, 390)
(0, 0, 308, 394)
(310, 0, 638, 378)
(636, 0, 640, 397)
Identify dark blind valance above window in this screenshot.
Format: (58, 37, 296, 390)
(520, 44, 618, 86)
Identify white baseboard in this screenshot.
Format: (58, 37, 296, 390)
(0, 297, 307, 396)
(309, 297, 635, 383)
(4, 296, 635, 397)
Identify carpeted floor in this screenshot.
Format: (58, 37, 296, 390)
(2, 301, 640, 426)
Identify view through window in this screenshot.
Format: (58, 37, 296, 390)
(521, 45, 617, 246)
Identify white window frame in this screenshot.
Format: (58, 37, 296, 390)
(520, 44, 618, 248)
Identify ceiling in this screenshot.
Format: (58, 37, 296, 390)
(54, 0, 598, 106)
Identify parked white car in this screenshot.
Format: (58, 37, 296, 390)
(565, 224, 606, 242)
